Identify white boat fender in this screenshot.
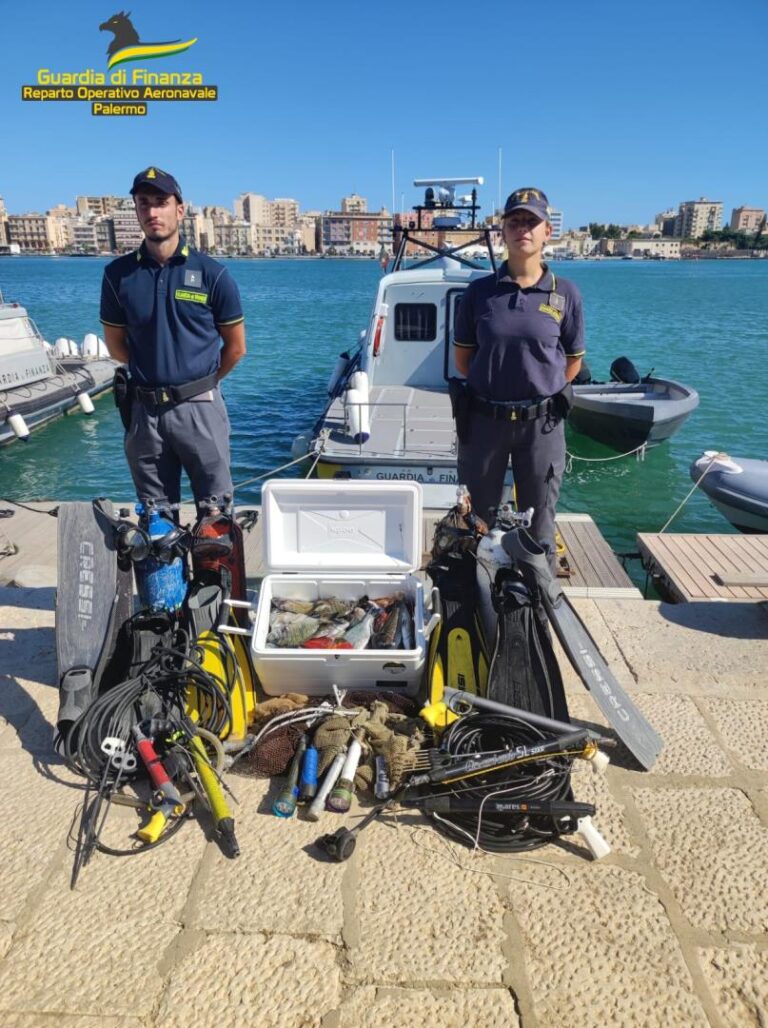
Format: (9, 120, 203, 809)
(7, 411, 30, 441)
(54, 337, 78, 358)
(82, 333, 99, 358)
(695, 450, 743, 475)
(345, 386, 370, 444)
(290, 433, 311, 461)
(326, 351, 351, 396)
(76, 392, 95, 415)
(348, 370, 369, 396)
(96, 336, 109, 358)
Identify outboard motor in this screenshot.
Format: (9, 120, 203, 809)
(573, 360, 592, 385)
(610, 356, 641, 384)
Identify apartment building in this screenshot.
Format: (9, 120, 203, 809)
(341, 193, 367, 214)
(47, 205, 77, 249)
(234, 193, 300, 230)
(214, 220, 252, 253)
(76, 195, 123, 218)
(203, 206, 234, 226)
(730, 206, 765, 232)
(0, 197, 7, 246)
(272, 198, 299, 229)
(234, 193, 271, 225)
(182, 210, 215, 251)
(321, 209, 392, 254)
(548, 209, 563, 240)
(299, 213, 320, 253)
(111, 201, 144, 252)
(676, 198, 723, 238)
(6, 214, 56, 253)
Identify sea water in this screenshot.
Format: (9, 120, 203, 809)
(0, 256, 765, 567)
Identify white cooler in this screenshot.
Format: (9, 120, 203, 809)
(251, 480, 438, 697)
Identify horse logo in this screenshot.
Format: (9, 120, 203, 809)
(98, 11, 198, 70)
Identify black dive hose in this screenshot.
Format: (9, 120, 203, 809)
(422, 713, 576, 853)
(63, 636, 234, 784)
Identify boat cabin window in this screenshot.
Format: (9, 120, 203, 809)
(394, 303, 437, 342)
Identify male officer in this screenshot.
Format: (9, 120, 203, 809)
(453, 187, 585, 568)
(100, 166, 246, 511)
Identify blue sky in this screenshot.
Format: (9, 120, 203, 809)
(2, 0, 767, 228)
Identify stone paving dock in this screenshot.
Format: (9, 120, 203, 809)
(0, 504, 767, 1026)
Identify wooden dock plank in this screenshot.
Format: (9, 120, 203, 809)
(572, 519, 625, 588)
(709, 535, 768, 598)
(637, 532, 768, 602)
(639, 534, 708, 602)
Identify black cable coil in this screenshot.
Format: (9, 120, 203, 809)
(423, 712, 577, 853)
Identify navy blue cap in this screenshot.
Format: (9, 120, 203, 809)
(130, 167, 182, 201)
(503, 187, 550, 221)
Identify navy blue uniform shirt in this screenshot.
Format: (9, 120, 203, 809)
(100, 239, 244, 386)
(454, 264, 585, 402)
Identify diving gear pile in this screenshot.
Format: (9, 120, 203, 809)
(51, 481, 660, 887)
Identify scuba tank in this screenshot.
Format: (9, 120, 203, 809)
(192, 496, 246, 592)
(191, 494, 248, 626)
(134, 502, 188, 613)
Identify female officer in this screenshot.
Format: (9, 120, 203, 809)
(453, 187, 585, 570)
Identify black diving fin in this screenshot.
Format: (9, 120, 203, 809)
(501, 528, 663, 770)
(426, 552, 489, 699)
(487, 569, 570, 722)
(55, 500, 133, 735)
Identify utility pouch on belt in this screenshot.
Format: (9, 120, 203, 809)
(448, 377, 470, 443)
(553, 382, 574, 420)
(113, 366, 133, 431)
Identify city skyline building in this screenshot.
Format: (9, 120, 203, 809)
(730, 206, 765, 232)
(676, 198, 723, 238)
(341, 193, 367, 214)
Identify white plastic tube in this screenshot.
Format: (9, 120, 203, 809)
(577, 816, 611, 860)
(306, 750, 346, 822)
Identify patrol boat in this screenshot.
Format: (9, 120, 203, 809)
(0, 290, 116, 445)
(294, 177, 512, 507)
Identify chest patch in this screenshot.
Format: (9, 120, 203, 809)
(184, 269, 202, 287)
(175, 288, 208, 305)
(539, 303, 563, 323)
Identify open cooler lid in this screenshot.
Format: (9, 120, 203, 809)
(261, 480, 423, 573)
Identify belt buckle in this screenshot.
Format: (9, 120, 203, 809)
(508, 407, 518, 422)
(159, 388, 171, 404)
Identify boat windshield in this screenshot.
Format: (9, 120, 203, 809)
(0, 316, 40, 352)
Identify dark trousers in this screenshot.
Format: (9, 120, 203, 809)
(457, 410, 565, 566)
(124, 388, 233, 509)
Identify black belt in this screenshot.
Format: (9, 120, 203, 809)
(134, 372, 218, 406)
(470, 395, 553, 422)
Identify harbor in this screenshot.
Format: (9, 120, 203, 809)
(1, 188, 766, 1028)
